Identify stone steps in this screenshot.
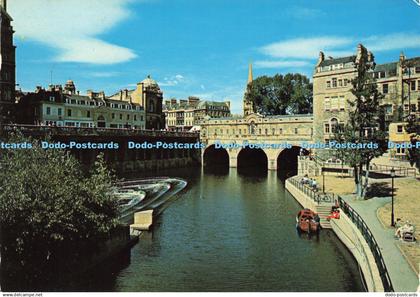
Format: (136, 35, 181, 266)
(316, 204, 333, 229)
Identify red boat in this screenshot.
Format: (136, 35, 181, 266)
(296, 208, 320, 234)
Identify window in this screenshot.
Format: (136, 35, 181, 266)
(119, 114, 123, 120)
(338, 79, 343, 87)
(332, 78, 337, 88)
(141, 116, 144, 121)
(87, 111, 91, 117)
(112, 113, 115, 119)
(326, 81, 331, 88)
(324, 97, 331, 111)
(418, 80, 420, 91)
(383, 84, 389, 94)
(279, 128, 283, 134)
(134, 115, 137, 121)
(67, 109, 72, 117)
(416, 67, 420, 74)
(385, 105, 392, 114)
(46, 107, 51, 115)
(339, 96, 345, 110)
(330, 118, 339, 133)
(294, 128, 298, 134)
(397, 125, 403, 133)
(49, 96, 55, 102)
(411, 81, 416, 91)
(71, 99, 76, 104)
(127, 114, 130, 120)
(58, 108, 62, 116)
(331, 96, 339, 110)
(343, 79, 348, 87)
(324, 123, 330, 134)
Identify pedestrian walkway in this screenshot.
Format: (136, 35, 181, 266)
(341, 195, 418, 292)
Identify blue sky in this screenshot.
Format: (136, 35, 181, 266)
(8, 0, 420, 114)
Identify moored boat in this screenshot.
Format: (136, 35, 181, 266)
(116, 189, 146, 213)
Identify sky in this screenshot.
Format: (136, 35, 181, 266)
(7, 0, 420, 114)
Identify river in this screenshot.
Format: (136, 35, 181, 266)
(95, 166, 364, 292)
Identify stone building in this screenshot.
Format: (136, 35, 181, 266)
(0, 0, 16, 124)
(313, 44, 420, 160)
(17, 81, 145, 129)
(163, 97, 231, 131)
(108, 75, 164, 130)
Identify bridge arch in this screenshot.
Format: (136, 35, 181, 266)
(203, 144, 229, 168)
(276, 146, 308, 177)
(237, 147, 268, 171)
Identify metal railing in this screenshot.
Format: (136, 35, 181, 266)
(368, 163, 416, 178)
(288, 177, 336, 204)
(1, 124, 199, 138)
(338, 196, 394, 292)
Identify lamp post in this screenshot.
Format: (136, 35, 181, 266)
(322, 167, 325, 194)
(391, 167, 395, 227)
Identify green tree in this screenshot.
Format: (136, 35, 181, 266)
(406, 114, 420, 170)
(245, 73, 313, 115)
(0, 134, 119, 288)
(334, 50, 387, 198)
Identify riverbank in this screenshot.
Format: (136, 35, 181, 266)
(285, 177, 382, 292)
(312, 175, 420, 275)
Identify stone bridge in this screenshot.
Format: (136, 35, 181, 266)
(200, 113, 314, 172)
(1, 124, 201, 173)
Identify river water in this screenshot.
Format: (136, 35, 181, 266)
(106, 167, 364, 292)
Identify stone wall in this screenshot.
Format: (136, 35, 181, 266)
(330, 213, 384, 292)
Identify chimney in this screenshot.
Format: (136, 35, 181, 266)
(316, 51, 325, 67)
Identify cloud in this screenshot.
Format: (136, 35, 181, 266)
(254, 60, 311, 69)
(159, 74, 185, 87)
(287, 7, 325, 19)
(87, 71, 121, 78)
(364, 33, 420, 52)
(260, 37, 353, 59)
(9, 0, 137, 64)
(256, 33, 420, 69)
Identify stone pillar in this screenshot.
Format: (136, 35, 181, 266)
(229, 156, 237, 168)
(268, 159, 277, 170)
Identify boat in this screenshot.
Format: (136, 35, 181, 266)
(115, 189, 146, 213)
(296, 208, 320, 234)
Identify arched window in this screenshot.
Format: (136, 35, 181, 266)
(249, 121, 256, 135)
(330, 118, 339, 133)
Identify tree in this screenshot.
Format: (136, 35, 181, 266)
(406, 114, 420, 170)
(0, 133, 119, 289)
(334, 49, 387, 198)
(244, 73, 313, 115)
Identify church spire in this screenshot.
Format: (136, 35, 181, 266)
(247, 63, 253, 85)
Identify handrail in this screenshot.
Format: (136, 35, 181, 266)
(288, 177, 335, 204)
(338, 196, 394, 292)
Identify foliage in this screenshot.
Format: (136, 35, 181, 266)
(0, 133, 119, 275)
(405, 114, 420, 170)
(333, 51, 387, 198)
(244, 73, 313, 115)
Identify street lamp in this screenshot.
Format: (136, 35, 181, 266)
(390, 167, 395, 227)
(322, 167, 325, 193)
